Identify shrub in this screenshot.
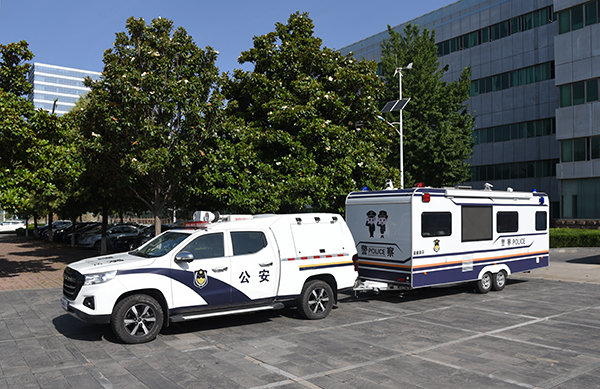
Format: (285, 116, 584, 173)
(550, 228, 600, 248)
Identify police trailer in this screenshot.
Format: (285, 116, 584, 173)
(346, 183, 549, 294)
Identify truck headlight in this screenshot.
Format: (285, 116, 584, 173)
(84, 270, 117, 285)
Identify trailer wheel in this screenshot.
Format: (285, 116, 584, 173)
(492, 270, 507, 291)
(476, 272, 492, 294)
(111, 294, 163, 344)
(297, 280, 334, 320)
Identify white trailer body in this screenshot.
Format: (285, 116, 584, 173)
(346, 187, 549, 292)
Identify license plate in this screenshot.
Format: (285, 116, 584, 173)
(61, 297, 70, 311)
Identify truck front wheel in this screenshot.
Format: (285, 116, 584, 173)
(297, 280, 334, 320)
(111, 294, 164, 344)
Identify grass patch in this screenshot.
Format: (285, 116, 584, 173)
(550, 228, 600, 248)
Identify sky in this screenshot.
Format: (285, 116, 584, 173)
(0, 0, 454, 75)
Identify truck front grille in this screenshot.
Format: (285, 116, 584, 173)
(63, 267, 84, 300)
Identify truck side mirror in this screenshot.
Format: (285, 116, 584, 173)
(174, 251, 194, 263)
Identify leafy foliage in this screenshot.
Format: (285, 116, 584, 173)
(380, 24, 474, 188)
(82, 17, 222, 233)
(221, 12, 398, 213)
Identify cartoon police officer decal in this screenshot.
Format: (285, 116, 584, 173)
(194, 269, 208, 288)
(434, 239, 440, 253)
(366, 210, 377, 238)
(377, 210, 388, 238)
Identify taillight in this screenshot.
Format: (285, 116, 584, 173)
(352, 254, 359, 271)
(422, 193, 431, 203)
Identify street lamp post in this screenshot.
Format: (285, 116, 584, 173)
(381, 62, 412, 189)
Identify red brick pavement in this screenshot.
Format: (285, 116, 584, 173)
(0, 234, 94, 291)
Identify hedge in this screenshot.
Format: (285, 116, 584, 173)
(550, 228, 600, 248)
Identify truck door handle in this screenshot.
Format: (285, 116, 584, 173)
(259, 262, 273, 267)
(212, 266, 228, 272)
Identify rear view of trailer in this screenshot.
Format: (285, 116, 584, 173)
(346, 186, 549, 293)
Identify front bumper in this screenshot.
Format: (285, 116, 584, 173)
(61, 297, 111, 324)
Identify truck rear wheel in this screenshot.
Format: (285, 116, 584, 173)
(297, 280, 334, 320)
(111, 294, 164, 344)
(476, 272, 492, 294)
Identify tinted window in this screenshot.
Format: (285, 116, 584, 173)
(497, 212, 519, 233)
(536, 212, 547, 231)
(462, 206, 492, 242)
(136, 231, 189, 257)
(182, 233, 224, 259)
(421, 212, 452, 237)
(231, 231, 267, 255)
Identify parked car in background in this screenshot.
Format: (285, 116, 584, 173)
(34, 221, 72, 238)
(78, 224, 140, 250)
(0, 220, 26, 233)
(110, 224, 174, 252)
(62, 222, 101, 243)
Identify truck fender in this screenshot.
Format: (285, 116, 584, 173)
(477, 264, 511, 280)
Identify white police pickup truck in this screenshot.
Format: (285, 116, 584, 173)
(61, 213, 357, 343)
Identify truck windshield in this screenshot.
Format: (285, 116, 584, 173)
(133, 231, 190, 257)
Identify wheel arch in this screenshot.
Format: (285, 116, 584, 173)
(115, 289, 170, 327)
(303, 274, 338, 303)
(477, 264, 511, 280)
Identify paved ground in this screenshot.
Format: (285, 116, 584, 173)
(1, 234, 600, 388)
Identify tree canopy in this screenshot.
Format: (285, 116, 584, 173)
(220, 12, 399, 213)
(380, 24, 474, 188)
(82, 16, 222, 234)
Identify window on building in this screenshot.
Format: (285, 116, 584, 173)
(561, 140, 573, 162)
(497, 212, 518, 233)
(574, 138, 587, 161)
(462, 206, 492, 242)
(560, 84, 572, 107)
(524, 12, 534, 30)
(511, 17, 522, 34)
(572, 5, 584, 30)
(587, 79, 599, 102)
(481, 27, 489, 43)
(527, 122, 535, 138)
(540, 7, 550, 26)
(421, 212, 452, 237)
(592, 136, 600, 159)
(559, 10, 570, 34)
(586, 1, 598, 25)
(573, 81, 585, 105)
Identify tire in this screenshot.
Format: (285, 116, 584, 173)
(476, 272, 492, 294)
(297, 280, 334, 320)
(492, 270, 507, 291)
(111, 294, 164, 344)
(93, 240, 101, 251)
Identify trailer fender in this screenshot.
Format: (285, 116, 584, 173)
(477, 264, 511, 280)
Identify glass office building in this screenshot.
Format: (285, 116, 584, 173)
(27, 62, 101, 116)
(342, 0, 600, 219)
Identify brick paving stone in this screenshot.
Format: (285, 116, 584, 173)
(0, 235, 92, 291)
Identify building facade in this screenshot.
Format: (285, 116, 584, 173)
(554, 0, 600, 219)
(342, 0, 600, 219)
(27, 62, 101, 116)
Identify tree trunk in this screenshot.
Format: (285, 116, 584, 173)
(47, 212, 53, 242)
(101, 201, 108, 255)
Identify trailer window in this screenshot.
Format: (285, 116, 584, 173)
(421, 212, 452, 237)
(231, 231, 267, 255)
(535, 211, 547, 231)
(497, 212, 518, 233)
(462, 206, 492, 241)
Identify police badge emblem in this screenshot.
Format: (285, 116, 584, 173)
(434, 239, 440, 253)
(194, 269, 208, 288)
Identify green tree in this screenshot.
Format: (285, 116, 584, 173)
(82, 17, 222, 236)
(0, 41, 36, 212)
(221, 12, 398, 214)
(380, 24, 474, 188)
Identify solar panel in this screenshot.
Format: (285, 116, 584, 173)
(380, 98, 410, 113)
